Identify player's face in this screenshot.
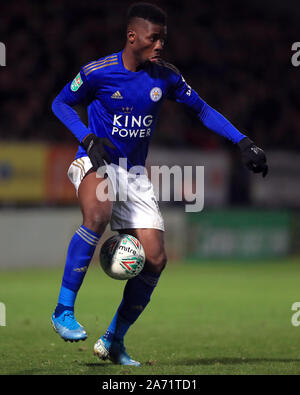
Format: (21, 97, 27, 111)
(128, 19, 167, 64)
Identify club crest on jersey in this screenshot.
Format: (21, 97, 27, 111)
(71, 73, 83, 92)
(150, 87, 162, 102)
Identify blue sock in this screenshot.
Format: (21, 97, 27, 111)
(103, 269, 161, 341)
(54, 225, 101, 317)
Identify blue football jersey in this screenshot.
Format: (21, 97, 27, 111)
(52, 50, 245, 169)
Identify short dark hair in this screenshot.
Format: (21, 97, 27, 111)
(127, 2, 167, 26)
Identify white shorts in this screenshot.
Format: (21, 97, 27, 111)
(67, 156, 164, 232)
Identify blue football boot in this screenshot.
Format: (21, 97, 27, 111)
(93, 336, 140, 366)
(51, 311, 87, 342)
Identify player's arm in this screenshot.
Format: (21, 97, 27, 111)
(52, 70, 92, 142)
(52, 68, 115, 168)
(166, 67, 268, 177)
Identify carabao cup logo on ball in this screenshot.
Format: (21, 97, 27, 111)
(150, 87, 162, 102)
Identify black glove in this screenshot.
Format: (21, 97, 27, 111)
(238, 137, 268, 178)
(80, 133, 116, 170)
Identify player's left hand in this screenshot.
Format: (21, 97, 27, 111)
(238, 137, 268, 177)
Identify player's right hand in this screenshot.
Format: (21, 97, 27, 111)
(80, 133, 116, 169)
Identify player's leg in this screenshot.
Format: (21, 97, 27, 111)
(94, 228, 167, 365)
(52, 170, 113, 342)
(111, 228, 166, 339)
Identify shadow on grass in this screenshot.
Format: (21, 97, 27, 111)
(8, 368, 45, 375)
(15, 357, 300, 374)
(170, 357, 300, 366)
(84, 362, 140, 370)
(82, 357, 300, 370)
(13, 363, 109, 375)
(84, 362, 111, 368)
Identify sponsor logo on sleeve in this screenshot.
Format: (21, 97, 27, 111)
(71, 73, 83, 92)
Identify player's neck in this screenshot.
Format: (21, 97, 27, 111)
(122, 47, 143, 72)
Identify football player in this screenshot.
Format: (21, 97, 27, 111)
(51, 2, 268, 366)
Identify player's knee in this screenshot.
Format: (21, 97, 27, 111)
(146, 251, 167, 274)
(83, 208, 111, 234)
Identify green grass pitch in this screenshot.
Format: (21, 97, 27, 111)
(1, 259, 300, 375)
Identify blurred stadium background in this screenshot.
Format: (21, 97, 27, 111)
(1, 0, 300, 268)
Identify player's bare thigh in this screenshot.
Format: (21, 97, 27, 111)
(119, 228, 167, 274)
(78, 169, 113, 234)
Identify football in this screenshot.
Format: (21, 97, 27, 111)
(100, 234, 145, 280)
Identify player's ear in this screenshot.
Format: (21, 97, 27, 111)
(127, 28, 136, 44)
